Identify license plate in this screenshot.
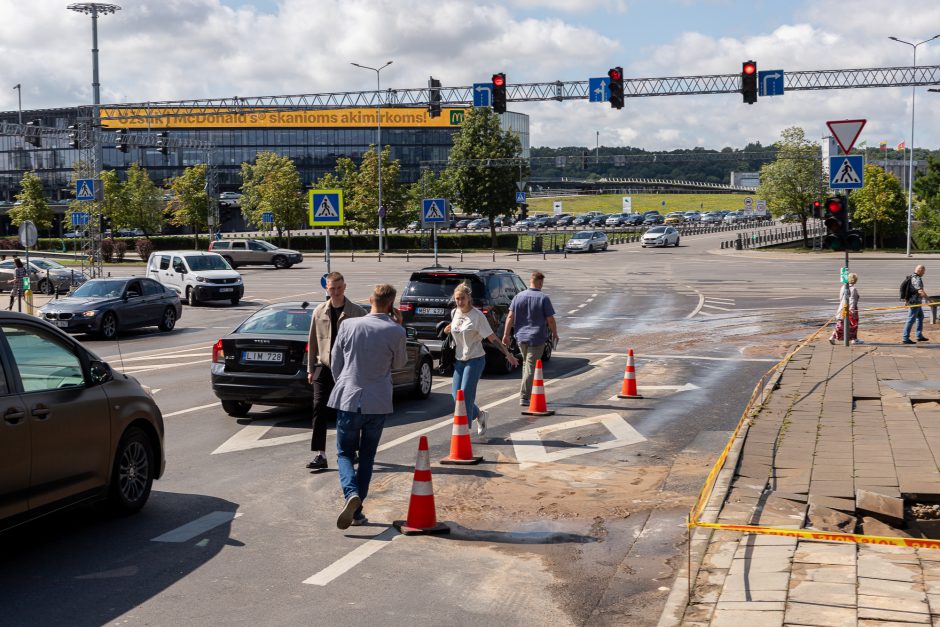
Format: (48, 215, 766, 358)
(219, 287, 233, 293)
(242, 351, 282, 363)
(54, 320, 69, 328)
(416, 307, 447, 316)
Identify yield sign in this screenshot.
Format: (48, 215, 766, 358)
(826, 119, 866, 154)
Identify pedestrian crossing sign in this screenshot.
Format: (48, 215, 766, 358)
(309, 189, 344, 226)
(422, 198, 447, 223)
(76, 178, 96, 201)
(829, 155, 864, 189)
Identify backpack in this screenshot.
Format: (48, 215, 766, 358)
(900, 275, 915, 301)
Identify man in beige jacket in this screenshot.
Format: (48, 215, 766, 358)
(306, 271, 365, 470)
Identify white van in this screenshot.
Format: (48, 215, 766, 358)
(147, 251, 244, 306)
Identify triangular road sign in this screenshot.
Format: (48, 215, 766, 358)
(425, 201, 444, 219)
(315, 196, 338, 218)
(827, 119, 866, 154)
(833, 158, 861, 184)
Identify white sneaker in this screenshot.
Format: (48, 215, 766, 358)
(476, 409, 488, 436)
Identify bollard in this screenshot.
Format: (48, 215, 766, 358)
(460, 249, 464, 262)
(542, 250, 546, 261)
(406, 249, 410, 262)
(492, 249, 495, 262)
(351, 249, 355, 262)
(516, 248, 520, 262)
(24, 289, 34, 316)
(563, 249, 567, 259)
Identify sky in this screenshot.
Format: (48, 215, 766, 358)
(1, 0, 939, 151)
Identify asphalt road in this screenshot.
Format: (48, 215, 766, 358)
(0, 230, 926, 626)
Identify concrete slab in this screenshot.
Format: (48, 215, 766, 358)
(783, 601, 856, 626)
(711, 608, 784, 627)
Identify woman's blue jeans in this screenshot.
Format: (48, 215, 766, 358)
(452, 356, 486, 422)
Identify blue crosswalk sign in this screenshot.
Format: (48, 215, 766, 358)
(588, 77, 610, 103)
(829, 155, 864, 189)
(758, 70, 785, 97)
(422, 198, 447, 223)
(76, 179, 95, 201)
(309, 189, 344, 226)
(473, 83, 492, 108)
(515, 191, 526, 203)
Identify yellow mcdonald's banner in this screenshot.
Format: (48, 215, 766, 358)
(100, 107, 465, 129)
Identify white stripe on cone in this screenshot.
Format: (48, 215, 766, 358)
(532, 384, 544, 395)
(452, 423, 470, 436)
(454, 396, 467, 419)
(412, 481, 434, 497)
(416, 449, 430, 472)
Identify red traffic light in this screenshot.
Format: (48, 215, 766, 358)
(827, 200, 843, 212)
(608, 68, 622, 81)
(743, 62, 756, 75)
(492, 74, 505, 87)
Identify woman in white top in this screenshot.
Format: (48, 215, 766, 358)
(444, 283, 518, 435)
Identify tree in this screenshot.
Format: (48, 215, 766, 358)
(11, 170, 52, 229)
(166, 164, 208, 248)
(755, 127, 826, 246)
(348, 145, 407, 234)
(124, 163, 164, 235)
(240, 152, 305, 244)
(444, 108, 528, 246)
(914, 154, 940, 212)
(851, 164, 906, 249)
(99, 169, 129, 237)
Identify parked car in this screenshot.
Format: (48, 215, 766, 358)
(208, 238, 303, 269)
(641, 226, 680, 247)
(555, 214, 575, 227)
(0, 257, 88, 295)
(63, 230, 87, 239)
(589, 214, 611, 227)
(664, 212, 687, 225)
(210, 301, 434, 417)
(398, 267, 552, 373)
(571, 215, 593, 227)
(39, 277, 182, 340)
(723, 212, 743, 224)
(533, 216, 555, 228)
(0, 311, 166, 531)
(605, 213, 631, 227)
(622, 214, 645, 226)
(218, 192, 242, 208)
(146, 251, 244, 306)
(565, 230, 609, 253)
(514, 219, 535, 230)
(455, 219, 472, 229)
(406, 220, 422, 231)
(700, 212, 723, 224)
(643, 214, 665, 225)
(684, 211, 702, 222)
(781, 213, 801, 223)
(467, 218, 491, 229)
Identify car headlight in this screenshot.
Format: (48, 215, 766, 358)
(194, 275, 208, 282)
(81, 310, 97, 317)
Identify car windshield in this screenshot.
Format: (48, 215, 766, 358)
(72, 280, 126, 298)
(647, 227, 667, 234)
(406, 275, 486, 299)
(572, 232, 592, 239)
(31, 259, 64, 270)
(184, 255, 231, 271)
(238, 307, 313, 335)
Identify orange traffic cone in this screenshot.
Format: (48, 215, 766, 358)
(521, 359, 555, 416)
(440, 390, 483, 465)
(394, 436, 450, 536)
(617, 349, 644, 399)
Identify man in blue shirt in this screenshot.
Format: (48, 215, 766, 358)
(503, 271, 559, 406)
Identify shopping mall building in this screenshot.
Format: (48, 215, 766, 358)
(0, 106, 529, 234)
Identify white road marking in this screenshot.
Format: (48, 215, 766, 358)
(577, 303, 587, 308)
(567, 309, 579, 315)
(707, 297, 736, 304)
(553, 352, 777, 363)
(568, 336, 592, 341)
(510, 413, 646, 468)
(151, 511, 242, 543)
(121, 352, 209, 363)
(586, 298, 594, 302)
(119, 359, 210, 374)
(592, 293, 598, 297)
(684, 285, 705, 319)
(607, 383, 701, 399)
(701, 304, 733, 311)
(164, 402, 221, 418)
(303, 528, 399, 586)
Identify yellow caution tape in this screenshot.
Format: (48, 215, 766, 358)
(693, 521, 940, 549)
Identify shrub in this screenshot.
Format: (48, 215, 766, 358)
(100, 239, 114, 262)
(114, 240, 128, 262)
(135, 238, 154, 261)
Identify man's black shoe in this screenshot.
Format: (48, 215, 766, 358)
(306, 454, 328, 470)
(903, 339, 916, 345)
(918, 336, 930, 342)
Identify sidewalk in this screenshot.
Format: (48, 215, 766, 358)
(672, 338, 940, 626)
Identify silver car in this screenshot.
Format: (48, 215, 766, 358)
(0, 257, 88, 295)
(641, 226, 680, 248)
(565, 230, 609, 253)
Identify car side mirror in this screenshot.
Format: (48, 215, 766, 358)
(405, 326, 417, 340)
(88, 360, 113, 385)
(122, 293, 129, 302)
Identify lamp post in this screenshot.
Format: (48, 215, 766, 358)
(12, 84, 21, 125)
(351, 60, 393, 257)
(889, 34, 940, 257)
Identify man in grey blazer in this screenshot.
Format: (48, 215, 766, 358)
(329, 283, 407, 529)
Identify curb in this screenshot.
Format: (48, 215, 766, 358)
(656, 358, 788, 626)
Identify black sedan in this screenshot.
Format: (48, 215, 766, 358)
(211, 301, 434, 417)
(39, 277, 181, 339)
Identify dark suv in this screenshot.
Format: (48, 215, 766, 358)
(399, 267, 553, 373)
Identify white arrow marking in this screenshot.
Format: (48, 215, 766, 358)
(608, 383, 700, 400)
(762, 72, 781, 94)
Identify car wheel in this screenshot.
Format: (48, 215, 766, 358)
(186, 287, 199, 307)
(230, 297, 240, 306)
(223, 256, 237, 269)
(158, 306, 177, 332)
(222, 400, 252, 417)
(675, 237, 680, 247)
(38, 278, 55, 296)
(413, 358, 433, 399)
(273, 255, 289, 269)
(641, 244, 647, 248)
(99, 311, 118, 340)
(108, 426, 154, 515)
(587, 244, 593, 252)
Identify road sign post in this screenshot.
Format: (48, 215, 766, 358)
(422, 198, 447, 266)
(310, 189, 344, 274)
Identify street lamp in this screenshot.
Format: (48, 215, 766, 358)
(889, 33, 940, 257)
(350, 60, 393, 256)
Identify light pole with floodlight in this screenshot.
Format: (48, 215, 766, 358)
(351, 60, 393, 256)
(889, 33, 940, 257)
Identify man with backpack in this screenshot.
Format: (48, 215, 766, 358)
(902, 265, 929, 345)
